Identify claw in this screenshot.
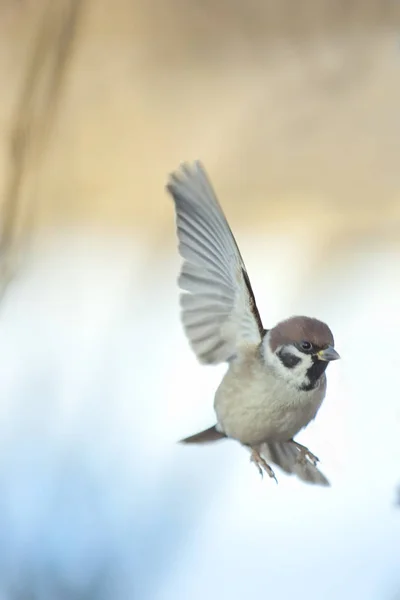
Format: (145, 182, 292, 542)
(292, 441, 319, 467)
(250, 449, 278, 484)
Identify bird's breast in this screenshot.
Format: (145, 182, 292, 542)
(214, 358, 324, 445)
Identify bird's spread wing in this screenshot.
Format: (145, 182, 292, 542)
(166, 161, 264, 365)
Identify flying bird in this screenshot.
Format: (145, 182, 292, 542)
(166, 162, 340, 485)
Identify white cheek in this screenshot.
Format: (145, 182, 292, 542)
(263, 340, 313, 388)
(285, 345, 304, 360)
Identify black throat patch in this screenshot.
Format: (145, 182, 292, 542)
(300, 356, 328, 391)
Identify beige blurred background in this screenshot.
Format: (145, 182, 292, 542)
(0, 0, 400, 276)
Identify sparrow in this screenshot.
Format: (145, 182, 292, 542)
(166, 161, 340, 486)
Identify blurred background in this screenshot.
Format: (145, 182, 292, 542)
(0, 0, 400, 598)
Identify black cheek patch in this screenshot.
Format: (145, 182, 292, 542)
(277, 349, 301, 369)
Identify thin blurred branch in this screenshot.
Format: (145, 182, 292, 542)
(0, 0, 85, 302)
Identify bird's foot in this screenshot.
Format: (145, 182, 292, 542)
(292, 441, 319, 467)
(250, 448, 278, 483)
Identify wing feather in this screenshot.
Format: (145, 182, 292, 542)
(166, 161, 264, 365)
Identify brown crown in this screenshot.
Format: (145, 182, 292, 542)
(269, 316, 334, 352)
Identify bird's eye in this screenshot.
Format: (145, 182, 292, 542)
(300, 341, 313, 351)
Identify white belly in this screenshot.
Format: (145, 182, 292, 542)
(214, 359, 325, 445)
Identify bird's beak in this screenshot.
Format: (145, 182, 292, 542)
(317, 345, 340, 362)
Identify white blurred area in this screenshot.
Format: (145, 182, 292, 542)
(0, 228, 398, 599)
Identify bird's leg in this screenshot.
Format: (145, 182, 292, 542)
(250, 448, 278, 483)
(291, 440, 319, 466)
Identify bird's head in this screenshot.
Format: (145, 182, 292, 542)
(262, 316, 340, 391)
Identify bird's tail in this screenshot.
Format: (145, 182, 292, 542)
(259, 441, 330, 486)
(179, 428, 329, 486)
(179, 425, 226, 444)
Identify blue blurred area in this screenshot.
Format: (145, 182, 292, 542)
(0, 232, 398, 599)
